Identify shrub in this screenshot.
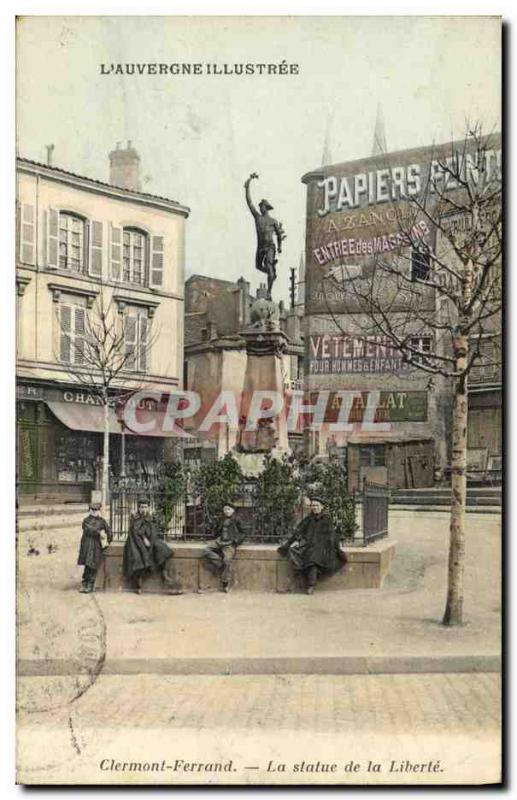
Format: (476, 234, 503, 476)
(253, 454, 300, 540)
(191, 453, 244, 532)
(154, 460, 186, 533)
(298, 459, 357, 541)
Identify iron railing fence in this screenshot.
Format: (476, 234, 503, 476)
(361, 480, 390, 546)
(109, 478, 386, 546)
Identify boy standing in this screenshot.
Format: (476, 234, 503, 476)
(202, 503, 246, 592)
(77, 502, 112, 593)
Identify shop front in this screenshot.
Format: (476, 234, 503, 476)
(16, 381, 167, 504)
(346, 436, 435, 493)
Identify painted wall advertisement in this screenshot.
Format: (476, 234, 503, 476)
(302, 136, 502, 316)
(309, 390, 428, 425)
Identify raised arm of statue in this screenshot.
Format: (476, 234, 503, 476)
(244, 172, 259, 218)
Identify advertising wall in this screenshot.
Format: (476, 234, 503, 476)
(299, 135, 502, 470)
(302, 136, 502, 317)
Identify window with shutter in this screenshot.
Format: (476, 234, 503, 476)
(139, 315, 148, 372)
(150, 235, 164, 288)
(59, 305, 72, 362)
(47, 208, 59, 268)
(124, 314, 138, 370)
(122, 228, 147, 285)
(53, 212, 86, 272)
(124, 309, 150, 372)
(89, 220, 103, 277)
(411, 246, 431, 281)
(74, 307, 86, 364)
(20, 203, 36, 265)
(58, 302, 89, 365)
(409, 335, 432, 367)
(110, 225, 122, 280)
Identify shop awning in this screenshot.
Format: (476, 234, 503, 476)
(47, 401, 182, 438)
(46, 401, 127, 435)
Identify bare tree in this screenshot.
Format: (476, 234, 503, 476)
(318, 126, 501, 625)
(55, 281, 158, 506)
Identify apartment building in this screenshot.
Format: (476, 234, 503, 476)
(16, 143, 189, 503)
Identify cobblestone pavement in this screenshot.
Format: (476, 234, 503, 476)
(17, 672, 501, 785)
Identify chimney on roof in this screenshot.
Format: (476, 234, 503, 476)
(109, 140, 141, 191)
(45, 144, 55, 166)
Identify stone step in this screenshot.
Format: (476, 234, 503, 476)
(18, 503, 91, 517)
(391, 504, 501, 515)
(392, 495, 501, 506)
(393, 487, 501, 497)
(17, 522, 84, 537)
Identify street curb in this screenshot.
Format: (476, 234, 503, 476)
(18, 654, 501, 677)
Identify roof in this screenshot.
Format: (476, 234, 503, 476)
(301, 131, 502, 184)
(186, 274, 239, 288)
(16, 157, 190, 216)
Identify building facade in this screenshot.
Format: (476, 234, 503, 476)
(16, 145, 189, 503)
(301, 134, 502, 490)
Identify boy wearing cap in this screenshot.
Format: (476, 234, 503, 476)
(277, 497, 348, 594)
(77, 502, 112, 593)
(202, 503, 246, 592)
(122, 497, 180, 594)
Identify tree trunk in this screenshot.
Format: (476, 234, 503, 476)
(443, 370, 468, 626)
(101, 399, 110, 509)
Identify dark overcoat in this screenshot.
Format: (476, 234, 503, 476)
(122, 513, 174, 578)
(212, 516, 246, 547)
(278, 513, 347, 573)
(77, 514, 111, 570)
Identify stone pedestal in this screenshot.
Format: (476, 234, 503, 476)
(234, 294, 290, 469)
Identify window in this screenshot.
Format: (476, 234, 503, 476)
(409, 335, 432, 366)
(469, 336, 502, 384)
(411, 246, 431, 282)
(59, 303, 87, 365)
(124, 309, 149, 372)
(123, 228, 147, 285)
(59, 213, 85, 272)
(359, 445, 386, 468)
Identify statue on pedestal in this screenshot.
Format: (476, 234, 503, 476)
(244, 172, 286, 300)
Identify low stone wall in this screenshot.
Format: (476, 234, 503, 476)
(96, 540, 396, 594)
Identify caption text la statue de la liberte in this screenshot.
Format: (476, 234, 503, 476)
(99, 758, 445, 776)
(99, 62, 300, 76)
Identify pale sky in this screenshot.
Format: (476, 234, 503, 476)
(16, 16, 501, 303)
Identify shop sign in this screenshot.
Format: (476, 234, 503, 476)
(316, 390, 428, 424)
(16, 383, 161, 411)
(309, 334, 410, 375)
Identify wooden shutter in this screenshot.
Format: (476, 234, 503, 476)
(138, 314, 149, 372)
(150, 235, 164, 288)
(16, 201, 21, 260)
(19, 203, 36, 265)
(59, 304, 72, 362)
(124, 314, 137, 370)
(73, 307, 86, 365)
(110, 225, 122, 280)
(89, 220, 103, 277)
(46, 208, 59, 269)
